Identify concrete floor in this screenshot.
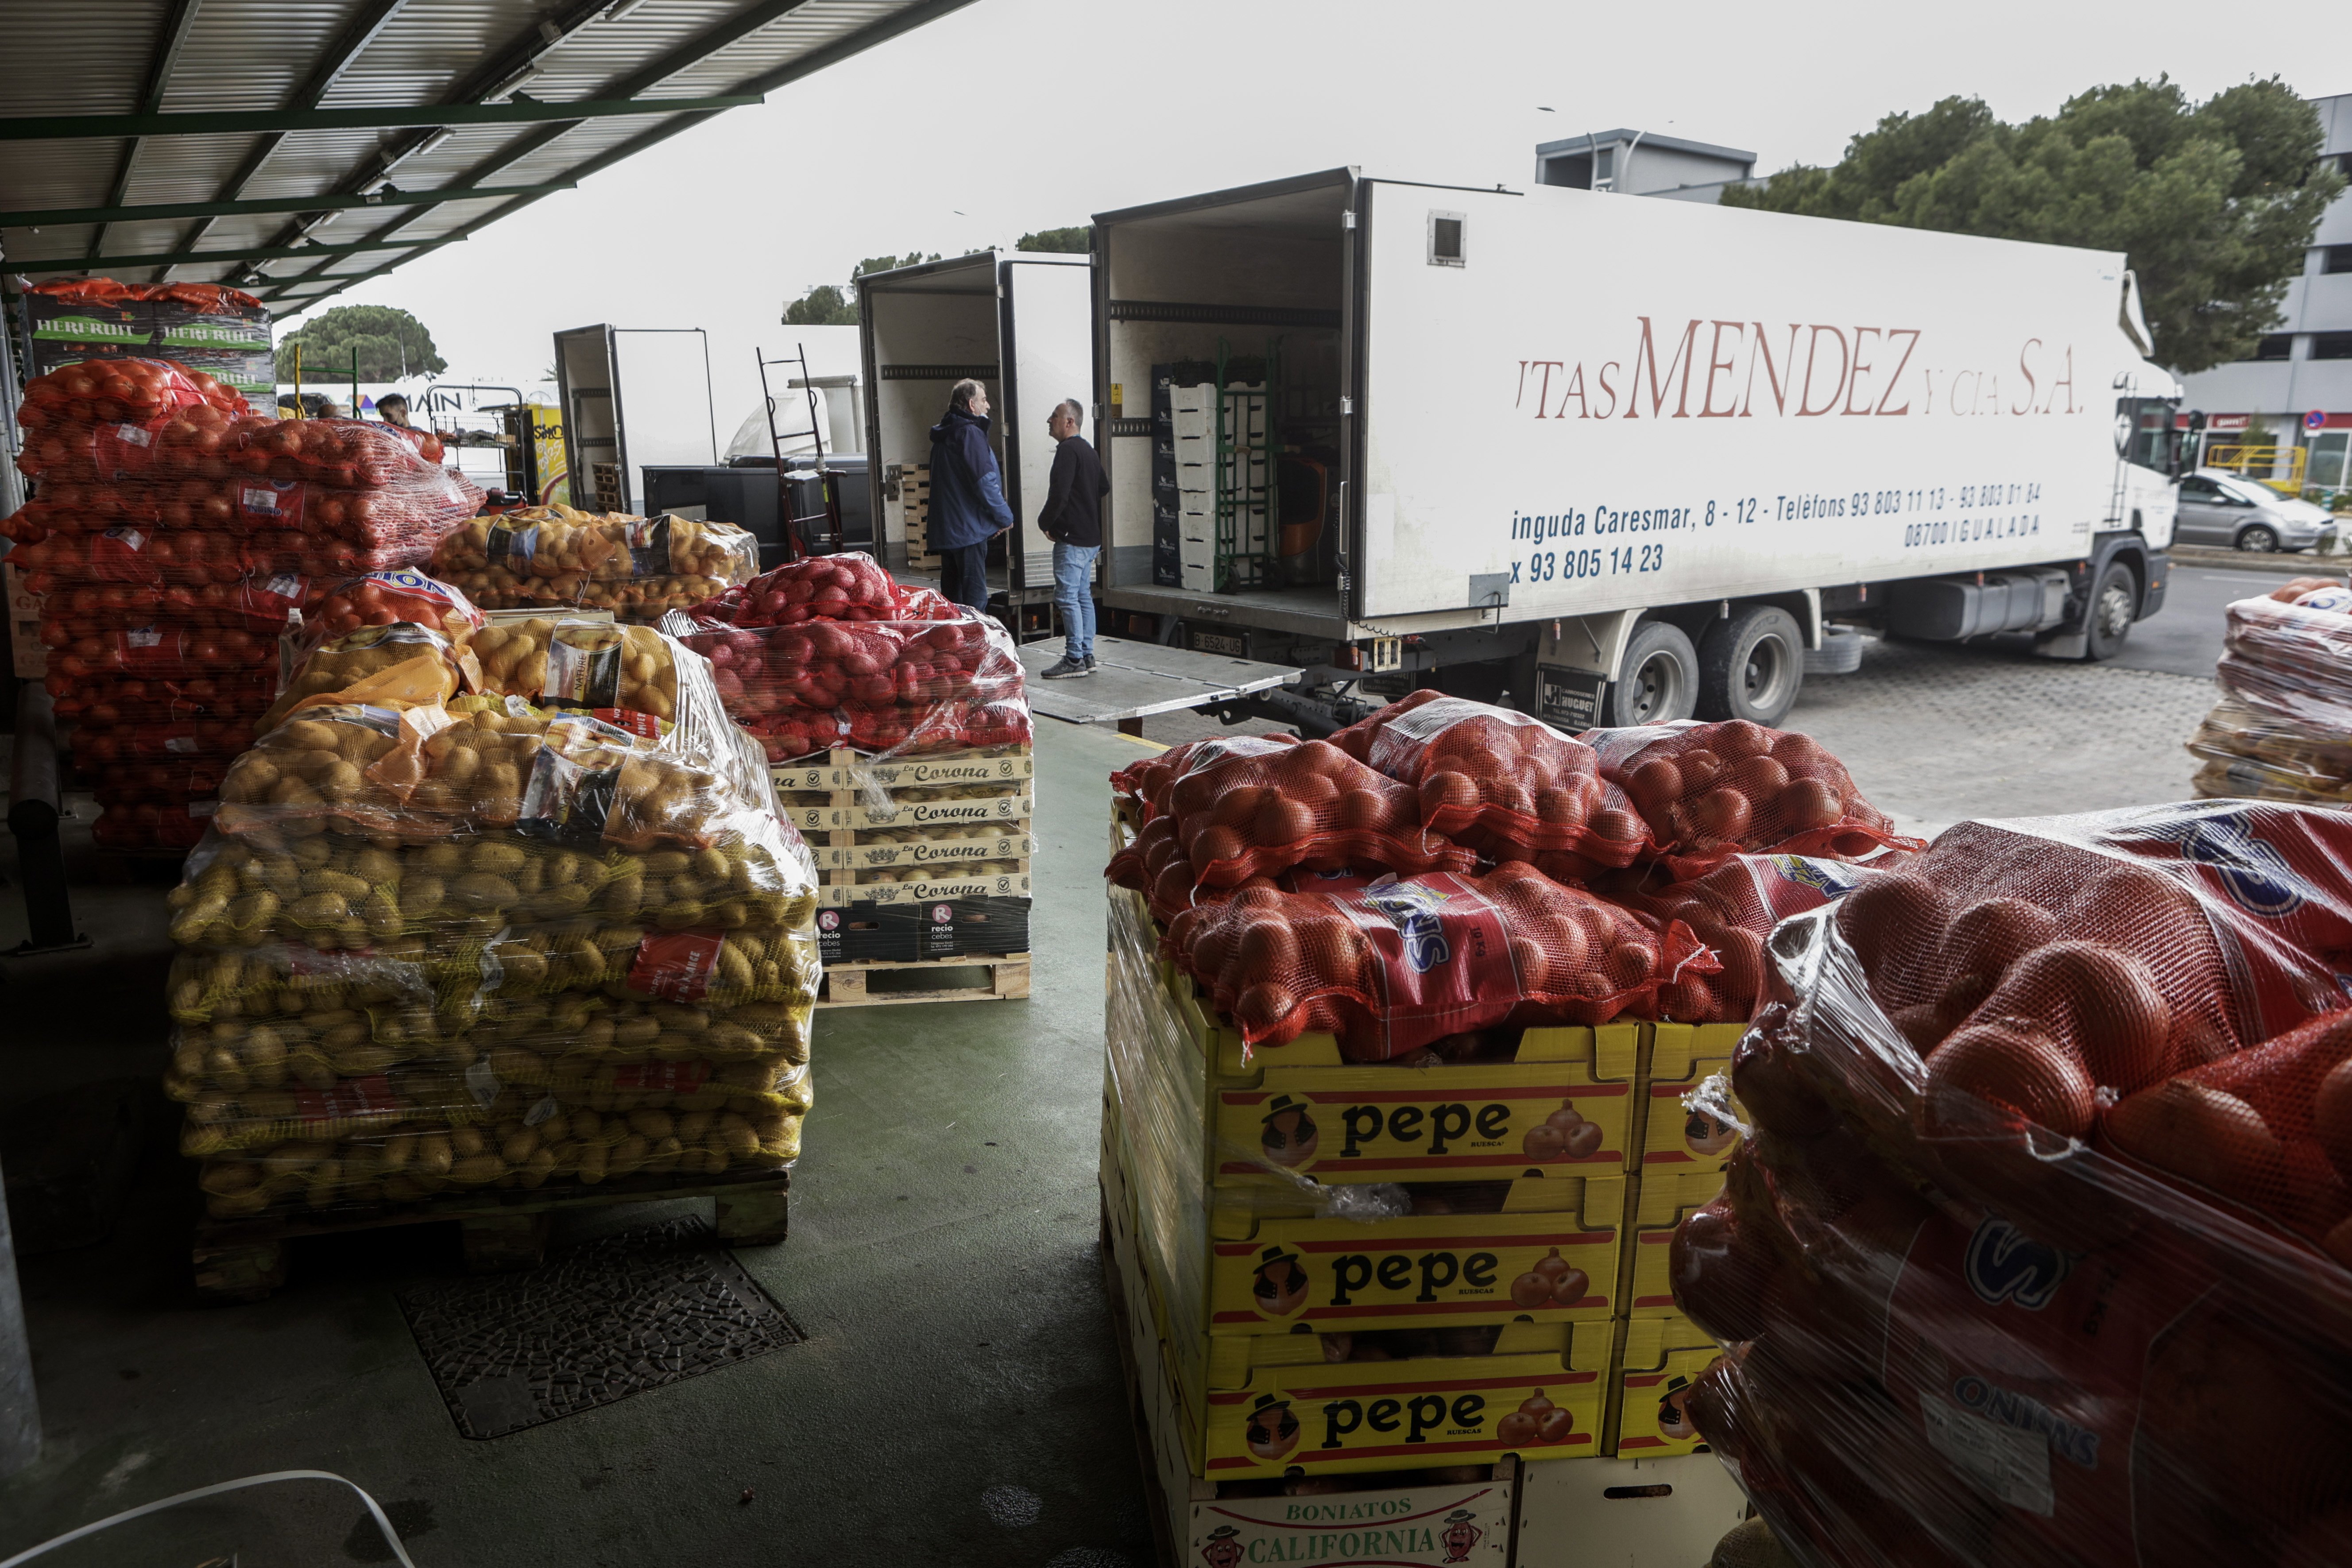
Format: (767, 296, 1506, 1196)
(0, 720, 1162, 1568)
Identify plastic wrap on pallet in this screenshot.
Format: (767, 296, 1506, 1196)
(2193, 589, 2352, 806)
(162, 696, 820, 1220)
(677, 607, 1033, 764)
(430, 505, 757, 622)
(1668, 801, 2352, 1568)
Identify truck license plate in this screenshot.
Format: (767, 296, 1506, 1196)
(1190, 629, 1245, 658)
(1536, 666, 1606, 730)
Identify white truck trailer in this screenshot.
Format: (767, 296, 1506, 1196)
(1088, 167, 2184, 729)
(856, 248, 1093, 631)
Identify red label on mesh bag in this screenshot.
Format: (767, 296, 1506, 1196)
(236, 478, 306, 525)
(1335, 873, 1523, 1053)
(627, 930, 725, 1003)
(592, 707, 664, 739)
(611, 1060, 712, 1093)
(92, 416, 166, 478)
(113, 626, 182, 670)
(293, 1073, 398, 1127)
(84, 527, 163, 585)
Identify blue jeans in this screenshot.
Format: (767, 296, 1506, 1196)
(1054, 541, 1099, 658)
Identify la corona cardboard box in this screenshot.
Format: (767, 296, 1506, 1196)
(1204, 1173, 1627, 1338)
(817, 865, 1031, 907)
(820, 829, 1036, 870)
(769, 742, 1032, 793)
(780, 787, 1032, 832)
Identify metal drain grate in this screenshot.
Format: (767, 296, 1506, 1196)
(396, 1215, 803, 1439)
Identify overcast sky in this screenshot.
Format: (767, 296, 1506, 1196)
(279, 0, 2352, 434)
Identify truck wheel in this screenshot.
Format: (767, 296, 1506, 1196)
(1606, 622, 1698, 726)
(1697, 606, 1805, 726)
(2084, 559, 2138, 661)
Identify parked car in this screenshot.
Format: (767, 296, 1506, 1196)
(2174, 468, 2333, 552)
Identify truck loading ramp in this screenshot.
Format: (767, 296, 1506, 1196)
(1016, 638, 1300, 736)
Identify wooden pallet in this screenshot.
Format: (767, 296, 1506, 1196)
(192, 1165, 790, 1302)
(818, 953, 1030, 1007)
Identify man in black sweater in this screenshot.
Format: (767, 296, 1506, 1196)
(1037, 398, 1109, 678)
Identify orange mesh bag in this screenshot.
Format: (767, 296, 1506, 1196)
(1164, 861, 1714, 1058)
(1110, 732, 1297, 821)
(1342, 693, 1651, 872)
(1611, 854, 1894, 1023)
(1663, 801, 2352, 1568)
(1158, 737, 1475, 888)
(1582, 719, 1919, 879)
(15, 357, 244, 442)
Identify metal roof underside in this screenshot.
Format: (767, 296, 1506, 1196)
(0, 0, 975, 314)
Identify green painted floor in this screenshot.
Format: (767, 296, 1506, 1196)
(0, 719, 1161, 1567)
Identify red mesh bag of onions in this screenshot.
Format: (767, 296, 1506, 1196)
(1156, 736, 1476, 889)
(1163, 860, 1715, 1058)
(1607, 853, 1894, 1023)
(1335, 692, 1651, 873)
(1583, 719, 1919, 879)
(709, 550, 905, 627)
(1110, 732, 1296, 821)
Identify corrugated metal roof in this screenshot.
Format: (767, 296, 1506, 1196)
(1, 0, 976, 311)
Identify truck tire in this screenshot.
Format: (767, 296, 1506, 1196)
(1804, 625, 1864, 675)
(1605, 621, 1698, 726)
(1697, 606, 1805, 726)
(2084, 559, 2138, 661)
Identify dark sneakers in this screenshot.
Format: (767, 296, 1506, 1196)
(1042, 656, 1093, 679)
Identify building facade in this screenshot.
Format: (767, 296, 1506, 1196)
(2176, 91, 2352, 498)
(1533, 129, 1756, 203)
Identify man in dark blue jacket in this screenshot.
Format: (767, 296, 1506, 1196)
(927, 379, 1015, 611)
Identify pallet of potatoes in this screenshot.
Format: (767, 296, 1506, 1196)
(192, 1165, 790, 1303)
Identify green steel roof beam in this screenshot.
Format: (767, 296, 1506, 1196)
(91, 0, 205, 261)
(269, 0, 985, 291)
(0, 93, 760, 142)
(13, 234, 460, 272)
(0, 181, 573, 230)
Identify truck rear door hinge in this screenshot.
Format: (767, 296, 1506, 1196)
(1339, 396, 1354, 416)
(1342, 211, 1357, 229)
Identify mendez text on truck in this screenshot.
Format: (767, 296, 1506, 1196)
(1087, 166, 2185, 731)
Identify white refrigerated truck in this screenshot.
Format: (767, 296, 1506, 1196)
(1089, 167, 2185, 729)
(856, 248, 1094, 629)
